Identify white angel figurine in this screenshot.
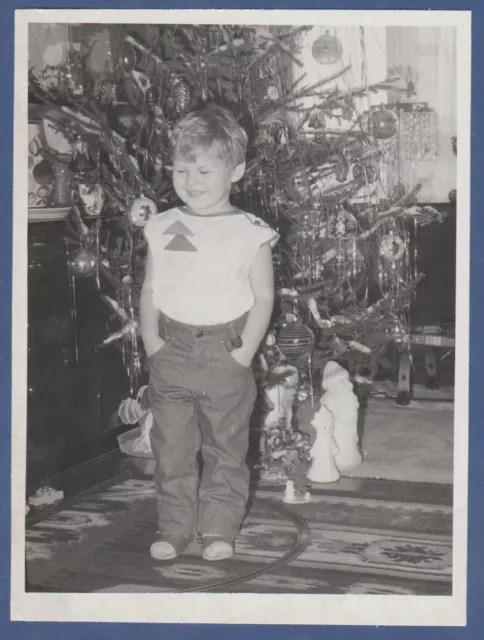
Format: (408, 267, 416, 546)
(307, 403, 340, 483)
(320, 360, 362, 472)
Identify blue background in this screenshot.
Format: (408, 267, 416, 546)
(3, 1, 482, 638)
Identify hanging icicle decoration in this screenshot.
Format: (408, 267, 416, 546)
(412, 215, 419, 281)
(66, 239, 80, 368)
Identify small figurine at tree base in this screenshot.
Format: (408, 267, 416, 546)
(307, 404, 341, 484)
(283, 479, 312, 504)
(281, 440, 313, 502)
(305, 360, 363, 483)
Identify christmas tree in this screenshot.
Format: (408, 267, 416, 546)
(29, 23, 445, 471)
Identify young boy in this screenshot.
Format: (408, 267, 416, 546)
(140, 105, 278, 562)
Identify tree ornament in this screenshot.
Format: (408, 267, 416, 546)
(64, 48, 84, 98)
(119, 42, 138, 73)
(274, 122, 289, 146)
(69, 247, 98, 278)
(76, 183, 105, 217)
(96, 81, 116, 108)
(353, 160, 380, 183)
(173, 78, 191, 113)
(314, 132, 328, 145)
(297, 382, 313, 403)
(311, 30, 343, 65)
(68, 136, 104, 216)
(352, 163, 363, 180)
(297, 388, 309, 402)
(276, 319, 316, 360)
(333, 156, 349, 183)
(129, 195, 157, 227)
(365, 160, 379, 182)
(266, 85, 280, 101)
(326, 209, 358, 239)
(344, 242, 365, 274)
(146, 84, 162, 110)
(308, 109, 325, 129)
(366, 107, 399, 140)
(51, 162, 72, 207)
(68, 136, 96, 181)
(391, 320, 407, 344)
(123, 74, 146, 112)
(379, 233, 405, 262)
(332, 251, 347, 280)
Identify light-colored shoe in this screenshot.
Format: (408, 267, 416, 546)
(202, 538, 234, 561)
(150, 535, 193, 561)
(150, 540, 178, 560)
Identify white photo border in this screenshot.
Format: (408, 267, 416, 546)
(11, 8, 471, 626)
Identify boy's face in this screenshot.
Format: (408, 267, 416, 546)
(172, 145, 245, 215)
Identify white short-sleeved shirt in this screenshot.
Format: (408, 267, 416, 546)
(144, 206, 279, 325)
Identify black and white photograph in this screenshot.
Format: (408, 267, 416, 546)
(12, 9, 470, 625)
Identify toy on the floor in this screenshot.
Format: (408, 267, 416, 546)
(262, 364, 299, 432)
(258, 332, 300, 477)
(307, 360, 362, 482)
(117, 386, 154, 457)
(260, 331, 299, 432)
(28, 486, 64, 508)
(282, 479, 311, 504)
(118, 385, 150, 424)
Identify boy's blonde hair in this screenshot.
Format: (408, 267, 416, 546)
(171, 104, 248, 167)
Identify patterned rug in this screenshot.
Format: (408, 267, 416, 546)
(26, 477, 452, 595)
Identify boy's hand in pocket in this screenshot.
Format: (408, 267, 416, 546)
(144, 336, 166, 358)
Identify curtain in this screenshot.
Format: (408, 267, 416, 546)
(292, 25, 457, 203)
(387, 27, 457, 202)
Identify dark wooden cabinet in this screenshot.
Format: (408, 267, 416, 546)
(412, 203, 456, 327)
(27, 220, 130, 487)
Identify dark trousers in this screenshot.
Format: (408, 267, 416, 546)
(148, 311, 257, 540)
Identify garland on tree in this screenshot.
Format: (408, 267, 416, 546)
(29, 23, 445, 402)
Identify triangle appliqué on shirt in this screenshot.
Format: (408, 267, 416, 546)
(163, 220, 195, 236)
(164, 235, 198, 252)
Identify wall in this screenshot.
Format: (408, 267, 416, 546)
(29, 24, 71, 71)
